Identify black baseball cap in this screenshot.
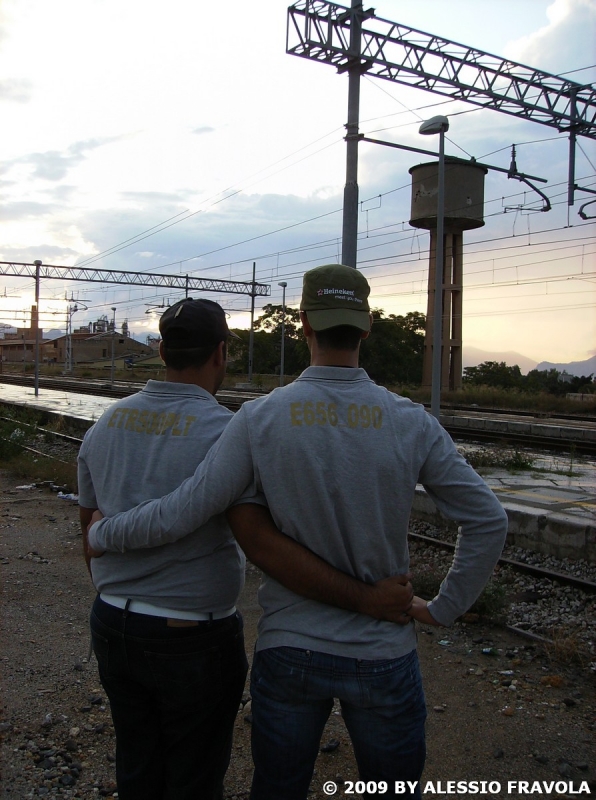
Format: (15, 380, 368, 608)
(159, 298, 238, 349)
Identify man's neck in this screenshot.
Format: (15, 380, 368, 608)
(309, 350, 360, 368)
(163, 368, 217, 396)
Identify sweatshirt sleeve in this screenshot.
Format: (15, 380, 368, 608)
(417, 417, 508, 626)
(88, 407, 256, 552)
(77, 429, 97, 509)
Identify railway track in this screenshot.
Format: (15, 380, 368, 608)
(2, 416, 595, 598)
(2, 374, 595, 452)
(409, 531, 596, 594)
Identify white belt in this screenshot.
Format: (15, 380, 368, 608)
(100, 593, 236, 621)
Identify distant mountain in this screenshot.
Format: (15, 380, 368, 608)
(44, 329, 65, 340)
(462, 347, 538, 375)
(536, 355, 596, 378)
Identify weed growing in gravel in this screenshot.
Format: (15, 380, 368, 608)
(543, 627, 591, 668)
(461, 445, 535, 473)
(0, 406, 41, 460)
(470, 579, 509, 619)
(0, 406, 78, 489)
(6, 452, 78, 492)
(412, 564, 510, 621)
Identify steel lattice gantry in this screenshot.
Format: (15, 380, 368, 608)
(286, 0, 596, 408)
(0, 260, 270, 396)
(287, 0, 596, 137)
(0, 262, 271, 297)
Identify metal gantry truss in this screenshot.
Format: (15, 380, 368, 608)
(287, 0, 596, 137)
(0, 262, 271, 297)
(287, 0, 596, 412)
(0, 260, 271, 395)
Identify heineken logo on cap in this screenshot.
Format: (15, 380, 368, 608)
(317, 287, 362, 303)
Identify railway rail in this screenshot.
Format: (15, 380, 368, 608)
(2, 415, 595, 598)
(409, 531, 596, 594)
(1, 374, 595, 452)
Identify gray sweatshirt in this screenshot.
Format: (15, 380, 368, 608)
(79, 380, 244, 612)
(90, 367, 508, 658)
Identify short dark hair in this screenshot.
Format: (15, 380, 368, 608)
(313, 325, 362, 351)
(162, 340, 226, 371)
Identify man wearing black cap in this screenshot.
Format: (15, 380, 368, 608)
(78, 298, 248, 800)
(79, 296, 414, 800)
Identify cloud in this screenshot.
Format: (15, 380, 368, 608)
(1, 201, 53, 221)
(505, 0, 596, 78)
(0, 78, 32, 103)
(0, 243, 80, 263)
(191, 126, 215, 136)
(120, 190, 194, 205)
(3, 135, 127, 182)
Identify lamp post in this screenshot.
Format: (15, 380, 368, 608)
(278, 282, 287, 387)
(110, 307, 117, 387)
(33, 260, 42, 396)
(419, 115, 449, 420)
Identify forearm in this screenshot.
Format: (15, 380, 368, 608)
(420, 428, 509, 625)
(227, 504, 412, 622)
(79, 506, 95, 578)
(424, 481, 507, 625)
(232, 509, 368, 609)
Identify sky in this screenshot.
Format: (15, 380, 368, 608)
(0, 0, 595, 367)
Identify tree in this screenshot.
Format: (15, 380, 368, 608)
(524, 368, 565, 395)
(463, 361, 523, 389)
(360, 310, 425, 386)
(228, 306, 426, 385)
(254, 304, 301, 338)
(229, 305, 309, 376)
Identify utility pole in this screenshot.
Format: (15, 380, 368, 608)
(278, 282, 287, 387)
(248, 263, 256, 382)
(341, 0, 365, 268)
(33, 260, 41, 397)
(110, 307, 117, 387)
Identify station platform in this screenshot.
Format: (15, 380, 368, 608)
(413, 451, 596, 564)
(1, 382, 595, 562)
(441, 410, 596, 446)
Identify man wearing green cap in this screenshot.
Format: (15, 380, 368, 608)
(88, 265, 508, 800)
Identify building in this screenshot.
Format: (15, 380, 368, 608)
(41, 330, 152, 365)
(0, 305, 43, 364)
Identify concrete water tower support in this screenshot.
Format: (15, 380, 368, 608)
(409, 158, 487, 392)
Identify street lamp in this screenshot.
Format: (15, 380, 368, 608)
(110, 307, 117, 387)
(33, 260, 42, 396)
(419, 115, 449, 420)
(278, 282, 287, 387)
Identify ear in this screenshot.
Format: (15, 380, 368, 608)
(360, 313, 374, 341)
(158, 340, 166, 362)
(212, 340, 226, 367)
(300, 310, 313, 337)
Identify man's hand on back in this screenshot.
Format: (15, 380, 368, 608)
(360, 574, 413, 623)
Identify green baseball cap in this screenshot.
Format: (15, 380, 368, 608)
(300, 264, 371, 331)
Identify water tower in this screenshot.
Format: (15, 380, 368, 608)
(409, 157, 487, 390)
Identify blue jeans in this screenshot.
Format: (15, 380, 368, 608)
(250, 647, 426, 800)
(90, 596, 248, 800)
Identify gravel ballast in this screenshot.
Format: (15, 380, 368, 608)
(1, 471, 594, 799)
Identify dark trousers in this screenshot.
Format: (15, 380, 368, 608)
(90, 595, 248, 800)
